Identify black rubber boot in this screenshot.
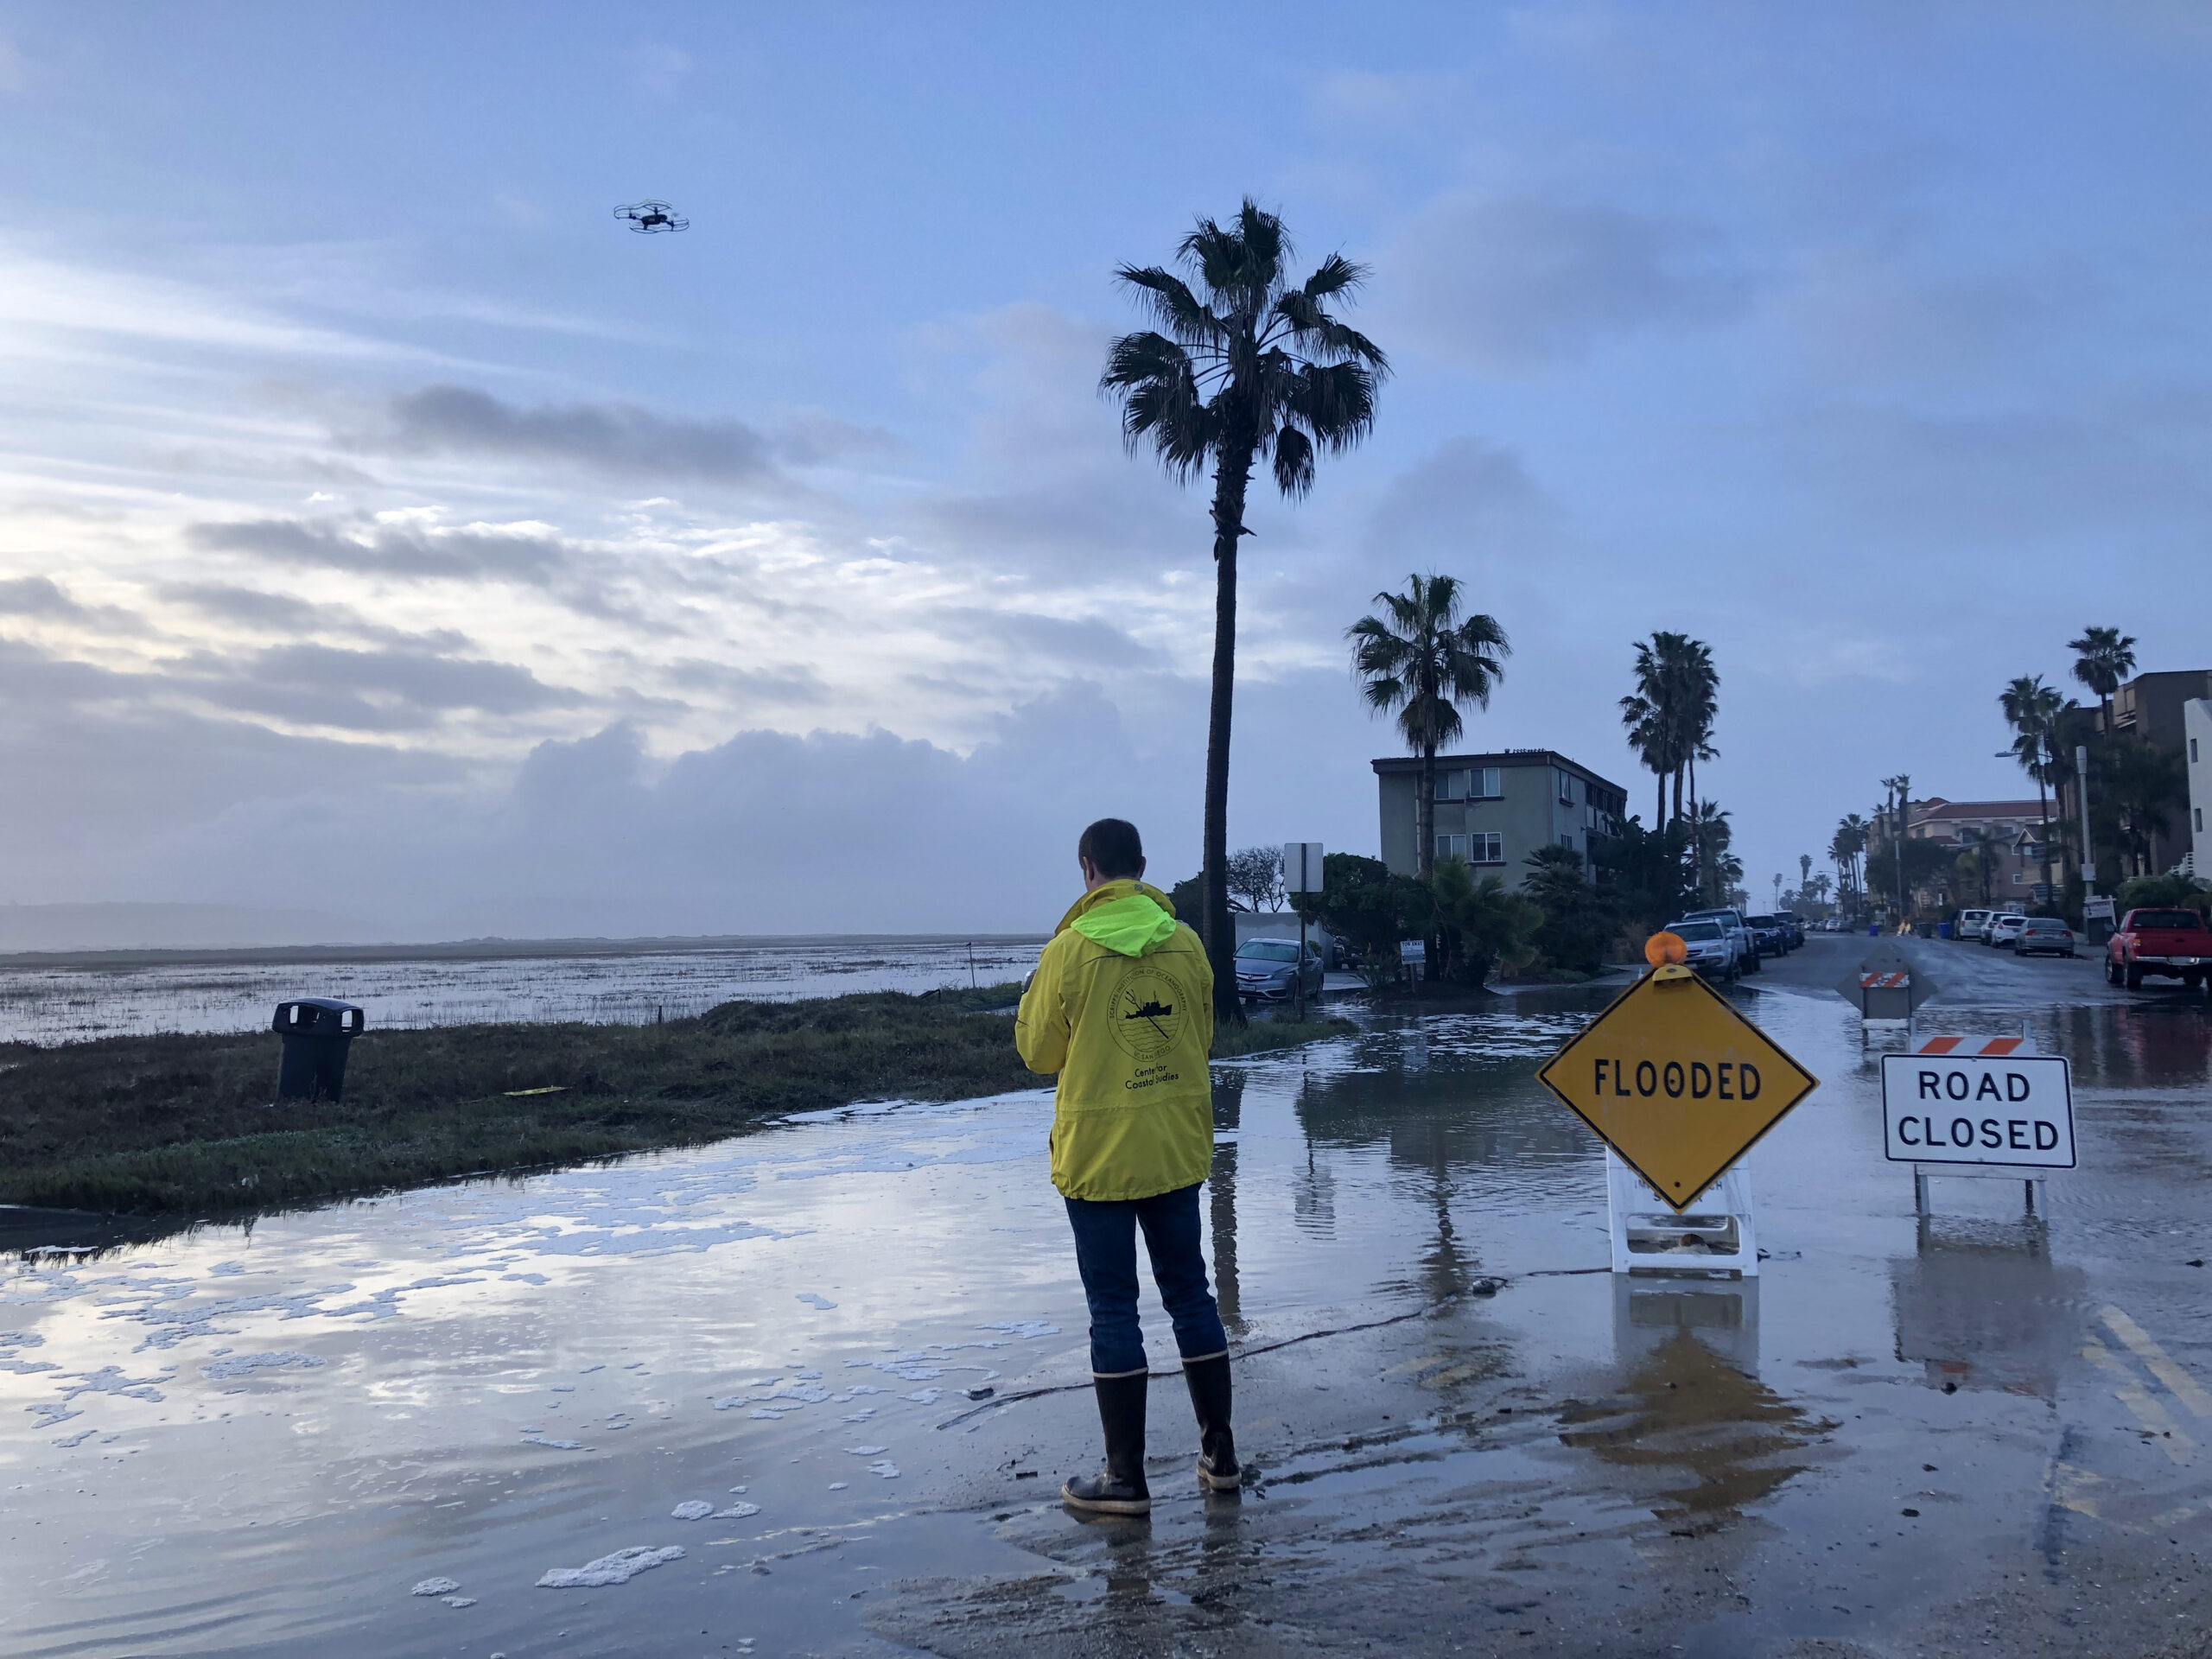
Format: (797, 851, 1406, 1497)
(1182, 1354, 1241, 1491)
(1061, 1374, 1151, 1516)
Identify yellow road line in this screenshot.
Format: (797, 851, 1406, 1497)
(2100, 1306, 2212, 1423)
(2084, 1338, 2196, 1466)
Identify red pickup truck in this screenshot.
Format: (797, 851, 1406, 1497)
(2105, 907, 2212, 991)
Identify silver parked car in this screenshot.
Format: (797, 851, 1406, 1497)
(1663, 918, 1739, 982)
(1680, 908, 1760, 975)
(2012, 917, 2076, 957)
(1234, 938, 1323, 1002)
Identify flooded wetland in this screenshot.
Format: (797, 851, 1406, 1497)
(4, 936, 2209, 1657)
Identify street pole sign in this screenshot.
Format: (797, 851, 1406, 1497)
(1537, 964, 1820, 1212)
(1283, 842, 1322, 1020)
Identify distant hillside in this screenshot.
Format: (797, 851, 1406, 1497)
(0, 903, 382, 953)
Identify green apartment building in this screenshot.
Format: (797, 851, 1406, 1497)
(1371, 750, 1630, 880)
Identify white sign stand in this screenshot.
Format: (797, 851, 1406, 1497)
(1605, 1148, 1758, 1277)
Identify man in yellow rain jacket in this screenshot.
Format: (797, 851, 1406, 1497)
(1016, 817, 1238, 1516)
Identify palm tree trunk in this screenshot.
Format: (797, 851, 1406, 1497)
(1419, 738, 1439, 982)
(1202, 440, 1255, 1025)
(1687, 754, 1700, 898)
(1416, 741, 1437, 880)
(2035, 765, 2052, 900)
(1655, 770, 1665, 831)
(1671, 765, 1683, 825)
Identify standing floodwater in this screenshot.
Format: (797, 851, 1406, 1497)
(0, 936, 1046, 1045)
(4, 969, 2209, 1656)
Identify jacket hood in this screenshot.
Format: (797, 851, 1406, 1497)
(1057, 880, 1179, 957)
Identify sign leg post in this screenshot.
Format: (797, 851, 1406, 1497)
(1914, 1170, 1930, 1218)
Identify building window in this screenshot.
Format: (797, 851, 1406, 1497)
(1471, 832, 1504, 863)
(1436, 834, 1468, 860)
(1471, 766, 1502, 798)
(2194, 737, 2201, 763)
(1434, 770, 1462, 801)
(2198, 807, 2205, 832)
(1553, 767, 1576, 805)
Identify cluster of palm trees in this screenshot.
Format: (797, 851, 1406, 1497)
(1998, 626, 2183, 892)
(1845, 625, 2183, 921)
(1618, 634, 1738, 905)
(1829, 814, 1868, 906)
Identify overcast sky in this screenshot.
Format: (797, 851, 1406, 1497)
(0, 3, 2205, 939)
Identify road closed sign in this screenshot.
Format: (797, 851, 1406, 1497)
(1880, 1052, 2075, 1168)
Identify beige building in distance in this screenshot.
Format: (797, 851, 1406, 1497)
(1372, 750, 1629, 880)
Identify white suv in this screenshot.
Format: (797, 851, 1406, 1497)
(1957, 908, 1993, 940)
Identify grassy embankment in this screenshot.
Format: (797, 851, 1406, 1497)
(0, 986, 1354, 1218)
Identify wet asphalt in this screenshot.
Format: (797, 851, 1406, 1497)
(3, 932, 2208, 1658)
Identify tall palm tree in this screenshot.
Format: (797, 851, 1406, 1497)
(1798, 853, 1813, 898)
(1349, 573, 1510, 881)
(1689, 800, 1732, 906)
(2068, 626, 2137, 734)
(1103, 200, 1388, 1018)
(1879, 774, 1914, 916)
(1999, 676, 2066, 898)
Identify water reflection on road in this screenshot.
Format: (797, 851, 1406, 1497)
(3, 977, 2209, 1656)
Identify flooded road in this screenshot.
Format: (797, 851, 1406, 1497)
(4, 938, 2209, 1656)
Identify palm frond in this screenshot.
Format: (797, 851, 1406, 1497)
(1270, 290, 1390, 370)
(1112, 266, 1226, 347)
(1287, 361, 1380, 448)
(1359, 673, 1407, 711)
(1301, 251, 1367, 301)
(1271, 424, 1314, 498)
(1101, 331, 1213, 475)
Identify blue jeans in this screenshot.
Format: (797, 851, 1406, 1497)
(1064, 1183, 1228, 1377)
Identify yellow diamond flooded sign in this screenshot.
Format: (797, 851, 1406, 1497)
(1536, 969, 1819, 1212)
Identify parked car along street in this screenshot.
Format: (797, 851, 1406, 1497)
(1745, 914, 1791, 957)
(1680, 908, 1760, 974)
(1234, 937, 1325, 1003)
(1662, 919, 1740, 982)
(2012, 917, 2076, 957)
(1986, 912, 2031, 950)
(2104, 906, 2212, 990)
(1956, 907, 1992, 940)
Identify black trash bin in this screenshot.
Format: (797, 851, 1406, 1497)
(272, 999, 365, 1103)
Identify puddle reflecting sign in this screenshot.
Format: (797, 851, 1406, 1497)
(1537, 970, 1820, 1212)
(1880, 1053, 2075, 1167)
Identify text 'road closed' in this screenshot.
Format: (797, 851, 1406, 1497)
(1879, 1053, 2075, 1169)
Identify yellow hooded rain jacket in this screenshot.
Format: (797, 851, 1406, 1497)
(1014, 880, 1216, 1202)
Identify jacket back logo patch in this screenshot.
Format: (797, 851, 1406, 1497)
(1109, 969, 1183, 1062)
